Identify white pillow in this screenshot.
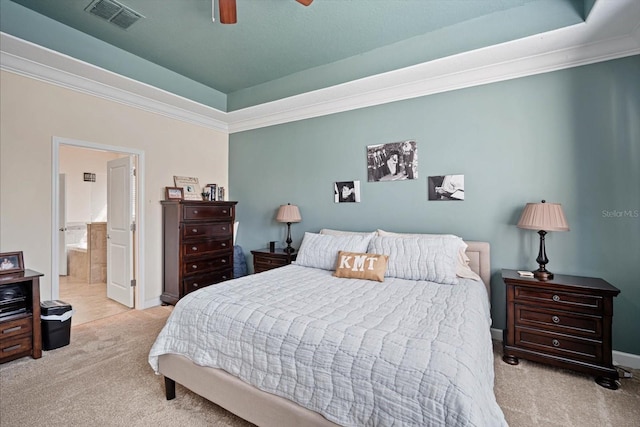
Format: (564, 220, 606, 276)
(376, 230, 481, 281)
(294, 232, 376, 270)
(368, 235, 464, 284)
(320, 228, 377, 236)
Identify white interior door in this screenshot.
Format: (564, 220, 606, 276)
(107, 156, 134, 307)
(58, 173, 67, 275)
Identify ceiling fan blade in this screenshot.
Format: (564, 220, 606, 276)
(219, 0, 237, 24)
(296, 0, 313, 6)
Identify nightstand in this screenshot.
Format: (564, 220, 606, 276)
(502, 269, 620, 389)
(251, 248, 297, 273)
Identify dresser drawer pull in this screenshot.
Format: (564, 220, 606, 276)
(3, 344, 21, 352)
(222, 227, 226, 231)
(221, 259, 227, 263)
(552, 295, 560, 302)
(192, 246, 198, 251)
(192, 228, 198, 233)
(193, 283, 199, 288)
(222, 275, 228, 279)
(2, 326, 22, 334)
(552, 316, 560, 324)
(193, 210, 199, 214)
(222, 209, 228, 214)
(192, 265, 198, 269)
(552, 339, 560, 347)
(221, 243, 226, 247)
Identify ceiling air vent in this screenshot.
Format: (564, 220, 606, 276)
(85, 0, 144, 30)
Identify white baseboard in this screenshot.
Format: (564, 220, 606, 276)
(490, 328, 640, 369)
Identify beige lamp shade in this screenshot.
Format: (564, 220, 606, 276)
(276, 203, 302, 223)
(517, 201, 569, 232)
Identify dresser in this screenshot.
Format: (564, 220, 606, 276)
(0, 270, 43, 363)
(161, 201, 237, 305)
(502, 269, 620, 389)
(251, 248, 297, 273)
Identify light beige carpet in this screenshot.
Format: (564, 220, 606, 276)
(1, 306, 638, 427)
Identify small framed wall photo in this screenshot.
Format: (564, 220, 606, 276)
(165, 186, 184, 200)
(0, 251, 25, 275)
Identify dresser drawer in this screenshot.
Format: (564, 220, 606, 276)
(0, 335, 32, 362)
(0, 316, 32, 340)
(255, 256, 289, 270)
(183, 269, 233, 295)
(515, 304, 602, 339)
(514, 286, 603, 314)
(182, 223, 233, 239)
(183, 238, 232, 257)
(183, 253, 232, 275)
(515, 327, 602, 364)
(183, 205, 233, 221)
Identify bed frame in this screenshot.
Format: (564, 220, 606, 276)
(158, 241, 490, 427)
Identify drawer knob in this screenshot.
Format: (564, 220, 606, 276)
(192, 265, 198, 269)
(221, 243, 226, 247)
(221, 259, 226, 263)
(193, 210, 199, 214)
(552, 294, 560, 302)
(192, 246, 198, 251)
(192, 228, 198, 233)
(222, 227, 226, 231)
(267, 260, 272, 264)
(193, 283, 199, 288)
(222, 275, 227, 279)
(222, 209, 228, 214)
(552, 339, 560, 347)
(552, 315, 560, 324)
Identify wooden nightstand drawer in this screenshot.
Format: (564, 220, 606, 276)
(183, 238, 232, 256)
(184, 270, 233, 294)
(514, 286, 603, 314)
(183, 205, 233, 220)
(182, 223, 233, 239)
(0, 316, 32, 340)
(251, 249, 297, 273)
(515, 305, 602, 338)
(515, 327, 602, 364)
(183, 254, 232, 275)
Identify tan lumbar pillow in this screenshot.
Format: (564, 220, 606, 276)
(333, 251, 389, 282)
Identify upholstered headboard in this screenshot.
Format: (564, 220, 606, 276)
(464, 241, 491, 295)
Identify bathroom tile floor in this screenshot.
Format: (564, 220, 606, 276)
(59, 276, 130, 326)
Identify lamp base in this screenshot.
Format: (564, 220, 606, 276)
(533, 269, 554, 281)
(283, 246, 295, 254)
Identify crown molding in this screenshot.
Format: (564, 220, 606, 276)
(1, 0, 639, 135)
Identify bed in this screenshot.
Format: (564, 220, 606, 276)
(149, 231, 506, 426)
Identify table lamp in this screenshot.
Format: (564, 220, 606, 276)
(517, 200, 569, 280)
(276, 203, 302, 253)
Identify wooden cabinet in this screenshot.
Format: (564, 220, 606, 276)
(251, 248, 297, 273)
(161, 201, 237, 305)
(0, 270, 43, 363)
(502, 269, 620, 389)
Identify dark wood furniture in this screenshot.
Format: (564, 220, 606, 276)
(502, 269, 620, 389)
(0, 269, 43, 363)
(251, 248, 297, 273)
(161, 200, 237, 305)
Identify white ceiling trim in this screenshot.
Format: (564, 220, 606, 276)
(1, 0, 639, 135)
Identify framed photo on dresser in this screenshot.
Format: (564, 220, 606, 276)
(165, 187, 183, 200)
(0, 251, 24, 275)
(173, 176, 201, 200)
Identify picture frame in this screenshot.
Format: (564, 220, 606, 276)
(0, 251, 25, 275)
(173, 176, 201, 201)
(165, 186, 184, 200)
(206, 184, 217, 201)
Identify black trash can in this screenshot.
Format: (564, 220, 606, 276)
(41, 300, 74, 350)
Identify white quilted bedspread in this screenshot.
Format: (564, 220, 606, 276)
(149, 265, 506, 427)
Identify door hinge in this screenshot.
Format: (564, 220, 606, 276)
(130, 223, 136, 232)
(130, 279, 136, 287)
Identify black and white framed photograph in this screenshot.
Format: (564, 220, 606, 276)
(367, 140, 418, 182)
(428, 174, 465, 201)
(334, 180, 361, 203)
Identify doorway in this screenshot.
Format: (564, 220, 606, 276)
(51, 137, 145, 325)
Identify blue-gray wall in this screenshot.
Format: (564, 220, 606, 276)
(230, 55, 640, 355)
